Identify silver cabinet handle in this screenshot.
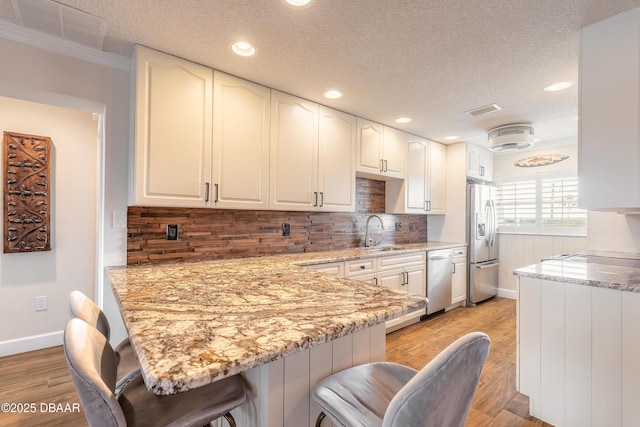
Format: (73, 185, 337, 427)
(205, 182, 210, 202)
(480, 165, 485, 176)
(313, 192, 318, 207)
(374, 277, 378, 285)
(380, 159, 384, 172)
(214, 183, 219, 203)
(319, 192, 324, 207)
(384, 159, 388, 172)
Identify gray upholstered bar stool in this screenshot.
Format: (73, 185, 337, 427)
(64, 318, 247, 427)
(68, 290, 139, 393)
(311, 332, 490, 427)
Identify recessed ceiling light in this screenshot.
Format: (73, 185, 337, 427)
(395, 117, 412, 123)
(544, 81, 573, 92)
(230, 41, 257, 57)
(283, 0, 314, 8)
(444, 136, 459, 140)
(324, 90, 343, 99)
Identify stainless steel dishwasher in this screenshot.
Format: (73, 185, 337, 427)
(426, 249, 453, 315)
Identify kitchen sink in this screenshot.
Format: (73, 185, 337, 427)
(364, 245, 405, 252)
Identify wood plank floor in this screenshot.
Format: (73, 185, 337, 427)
(0, 297, 549, 426)
(387, 297, 551, 427)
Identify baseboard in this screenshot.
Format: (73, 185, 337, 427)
(498, 288, 517, 300)
(0, 330, 63, 357)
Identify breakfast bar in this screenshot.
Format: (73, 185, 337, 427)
(106, 249, 428, 426)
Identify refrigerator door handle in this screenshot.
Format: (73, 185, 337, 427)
(488, 200, 496, 247)
(475, 261, 499, 269)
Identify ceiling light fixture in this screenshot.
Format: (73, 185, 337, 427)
(488, 124, 535, 152)
(324, 90, 343, 99)
(544, 81, 573, 92)
(283, 0, 314, 8)
(395, 117, 411, 123)
(444, 136, 459, 140)
(230, 41, 257, 57)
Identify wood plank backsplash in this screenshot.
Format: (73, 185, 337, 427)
(127, 178, 428, 264)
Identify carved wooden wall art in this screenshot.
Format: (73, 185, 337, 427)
(3, 131, 51, 253)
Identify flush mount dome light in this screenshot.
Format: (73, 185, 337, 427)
(488, 124, 535, 152)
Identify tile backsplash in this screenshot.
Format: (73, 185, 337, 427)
(127, 178, 428, 264)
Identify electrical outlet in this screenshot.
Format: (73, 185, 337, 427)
(35, 296, 47, 311)
(282, 223, 291, 237)
(395, 223, 402, 232)
(113, 211, 127, 228)
(166, 224, 178, 240)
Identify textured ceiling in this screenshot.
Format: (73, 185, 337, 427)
(3, 0, 639, 149)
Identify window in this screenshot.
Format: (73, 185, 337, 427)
(497, 175, 587, 235)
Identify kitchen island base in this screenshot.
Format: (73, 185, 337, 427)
(215, 323, 385, 427)
(517, 276, 640, 426)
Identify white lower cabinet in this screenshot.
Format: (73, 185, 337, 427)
(305, 262, 344, 276)
(451, 247, 467, 305)
(306, 252, 427, 333)
(517, 277, 640, 426)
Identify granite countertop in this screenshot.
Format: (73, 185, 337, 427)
(107, 241, 462, 395)
(514, 250, 640, 292)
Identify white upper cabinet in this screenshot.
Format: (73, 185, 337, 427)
(213, 71, 270, 209)
(467, 143, 493, 182)
(579, 9, 640, 211)
(356, 118, 405, 179)
(131, 45, 213, 207)
(386, 137, 446, 214)
(318, 106, 357, 212)
(269, 92, 356, 212)
(382, 126, 406, 179)
(356, 118, 384, 175)
(270, 90, 319, 211)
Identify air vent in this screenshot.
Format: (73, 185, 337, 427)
(465, 104, 502, 118)
(488, 124, 535, 152)
(11, 0, 105, 49)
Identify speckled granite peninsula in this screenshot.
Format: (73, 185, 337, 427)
(106, 243, 453, 396)
(514, 251, 640, 292)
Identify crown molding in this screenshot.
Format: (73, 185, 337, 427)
(0, 20, 130, 72)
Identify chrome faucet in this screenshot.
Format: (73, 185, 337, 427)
(364, 214, 384, 247)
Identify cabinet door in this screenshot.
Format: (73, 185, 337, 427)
(378, 268, 404, 291)
(356, 118, 384, 176)
(406, 138, 428, 212)
(427, 141, 447, 214)
(405, 264, 426, 298)
(133, 45, 212, 207)
(269, 91, 319, 211)
(318, 107, 356, 212)
(480, 148, 494, 181)
(382, 126, 406, 179)
(452, 261, 466, 304)
(579, 10, 640, 210)
(213, 71, 270, 209)
(466, 143, 482, 180)
(306, 262, 344, 276)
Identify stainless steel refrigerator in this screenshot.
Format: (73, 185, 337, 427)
(467, 182, 499, 305)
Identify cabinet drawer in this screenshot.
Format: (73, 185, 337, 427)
(452, 246, 467, 262)
(345, 258, 377, 276)
(377, 252, 426, 271)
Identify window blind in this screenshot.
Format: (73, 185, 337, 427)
(497, 176, 587, 235)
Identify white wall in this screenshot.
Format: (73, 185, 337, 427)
(493, 143, 587, 292)
(0, 97, 97, 346)
(587, 211, 640, 253)
(0, 38, 130, 353)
